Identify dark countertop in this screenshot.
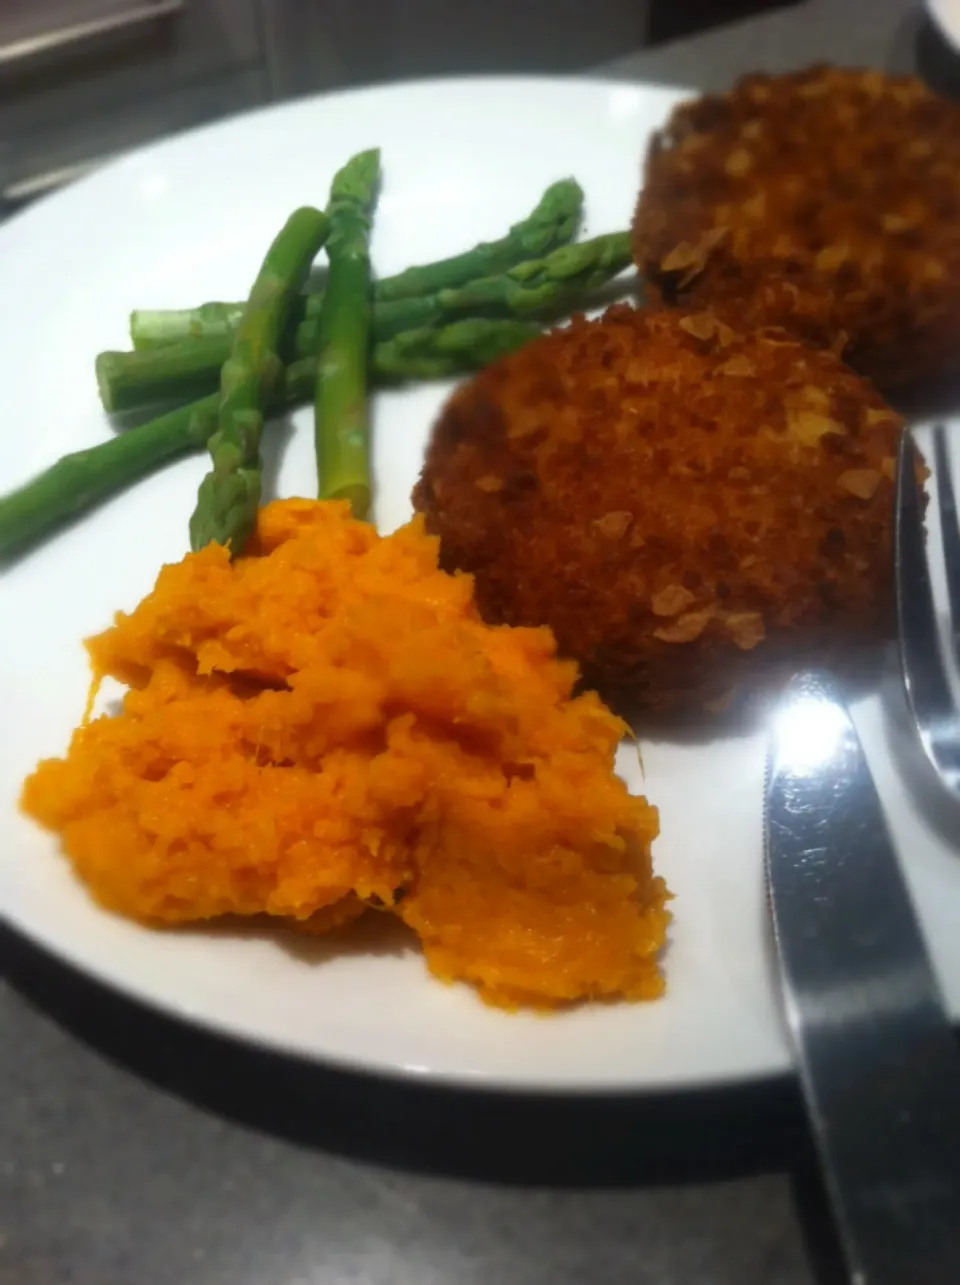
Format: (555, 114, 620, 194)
(603, 0, 923, 85)
(1, 3, 951, 1282)
(2, 920, 826, 1285)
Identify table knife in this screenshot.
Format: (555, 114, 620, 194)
(764, 671, 960, 1285)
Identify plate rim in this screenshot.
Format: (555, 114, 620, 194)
(0, 72, 684, 240)
(0, 896, 789, 1096)
(2, 71, 810, 1099)
(928, 0, 960, 51)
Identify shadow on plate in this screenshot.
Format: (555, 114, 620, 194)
(891, 371, 960, 426)
(0, 919, 807, 1190)
(184, 908, 419, 966)
(887, 6, 960, 100)
(618, 690, 769, 749)
(613, 644, 889, 749)
(910, 11, 960, 101)
(878, 659, 960, 852)
(259, 411, 298, 504)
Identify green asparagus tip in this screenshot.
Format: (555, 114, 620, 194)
(330, 149, 382, 205)
(543, 177, 583, 202)
(188, 466, 261, 553)
(527, 177, 584, 246)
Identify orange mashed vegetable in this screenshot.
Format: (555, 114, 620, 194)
(22, 499, 669, 1008)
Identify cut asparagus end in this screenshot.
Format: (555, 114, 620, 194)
(95, 352, 122, 414)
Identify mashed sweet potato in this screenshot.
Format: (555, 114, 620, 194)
(22, 499, 668, 1009)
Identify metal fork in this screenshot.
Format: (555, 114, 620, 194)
(896, 423, 960, 795)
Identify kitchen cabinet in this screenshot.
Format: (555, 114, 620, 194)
(1, 0, 266, 207)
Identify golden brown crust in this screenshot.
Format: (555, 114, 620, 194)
(632, 65, 960, 390)
(412, 304, 903, 713)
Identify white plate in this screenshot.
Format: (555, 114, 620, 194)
(928, 0, 960, 51)
(2, 77, 959, 1094)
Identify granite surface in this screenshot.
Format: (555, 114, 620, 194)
(1, 2, 951, 1282)
(2, 918, 828, 1285)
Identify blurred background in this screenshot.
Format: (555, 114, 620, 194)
(0, 0, 800, 214)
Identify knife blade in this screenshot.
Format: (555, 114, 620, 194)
(764, 671, 960, 1285)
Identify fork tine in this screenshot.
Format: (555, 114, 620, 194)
(895, 426, 960, 791)
(932, 424, 960, 662)
(896, 427, 937, 677)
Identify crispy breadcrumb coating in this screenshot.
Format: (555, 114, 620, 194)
(632, 66, 960, 389)
(413, 305, 903, 711)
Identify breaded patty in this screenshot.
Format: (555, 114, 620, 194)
(413, 304, 903, 713)
(632, 65, 960, 390)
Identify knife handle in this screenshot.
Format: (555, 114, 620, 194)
(766, 673, 960, 1285)
(801, 1005, 960, 1285)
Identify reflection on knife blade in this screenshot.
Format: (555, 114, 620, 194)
(765, 671, 960, 1285)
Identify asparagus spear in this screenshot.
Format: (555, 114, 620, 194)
(99, 297, 438, 416)
(306, 231, 630, 340)
(101, 296, 453, 415)
(130, 300, 247, 348)
(128, 179, 584, 348)
(314, 149, 380, 519)
(373, 318, 541, 381)
(0, 398, 216, 559)
(3, 320, 543, 559)
(188, 206, 329, 553)
(436, 231, 631, 317)
(0, 362, 317, 560)
(103, 292, 451, 414)
(99, 231, 629, 417)
(97, 337, 234, 415)
(374, 177, 583, 301)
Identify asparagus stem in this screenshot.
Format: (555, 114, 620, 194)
(100, 295, 443, 414)
(0, 398, 218, 559)
(96, 337, 236, 415)
(0, 360, 316, 562)
(100, 232, 629, 418)
(372, 319, 541, 381)
(188, 206, 329, 553)
(130, 301, 247, 348)
(314, 149, 380, 519)
(2, 321, 543, 560)
(128, 179, 583, 348)
(437, 231, 632, 316)
(373, 177, 583, 301)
